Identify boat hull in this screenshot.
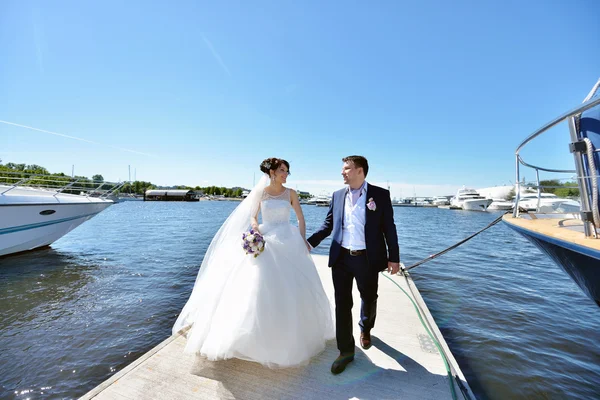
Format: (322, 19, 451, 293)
(0, 202, 112, 257)
(488, 202, 513, 211)
(504, 220, 600, 306)
(461, 199, 493, 211)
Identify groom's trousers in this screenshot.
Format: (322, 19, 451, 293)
(332, 249, 379, 354)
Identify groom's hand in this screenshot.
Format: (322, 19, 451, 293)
(387, 262, 400, 275)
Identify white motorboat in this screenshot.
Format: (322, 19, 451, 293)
(516, 193, 580, 213)
(314, 194, 331, 207)
(307, 192, 331, 207)
(488, 198, 514, 211)
(0, 172, 122, 257)
(450, 188, 493, 211)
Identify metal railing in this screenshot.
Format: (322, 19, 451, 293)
(0, 170, 125, 199)
(513, 78, 600, 237)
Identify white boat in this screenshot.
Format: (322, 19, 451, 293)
(432, 196, 450, 206)
(314, 194, 331, 207)
(516, 193, 580, 213)
(0, 172, 122, 257)
(503, 78, 600, 306)
(307, 192, 331, 207)
(488, 198, 514, 211)
(450, 188, 493, 211)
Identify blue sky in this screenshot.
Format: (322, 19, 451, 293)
(1, 0, 599, 197)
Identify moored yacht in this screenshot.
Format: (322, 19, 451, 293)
(503, 78, 600, 306)
(488, 198, 514, 211)
(307, 191, 331, 207)
(314, 194, 331, 207)
(450, 188, 493, 211)
(516, 193, 580, 213)
(0, 171, 122, 257)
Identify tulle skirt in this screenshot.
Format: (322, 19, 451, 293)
(177, 222, 335, 368)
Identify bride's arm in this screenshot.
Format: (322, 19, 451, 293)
(251, 203, 261, 232)
(290, 189, 306, 238)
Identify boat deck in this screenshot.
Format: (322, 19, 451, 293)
(503, 214, 600, 251)
(81, 255, 474, 400)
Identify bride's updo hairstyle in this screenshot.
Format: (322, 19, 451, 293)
(260, 157, 291, 175)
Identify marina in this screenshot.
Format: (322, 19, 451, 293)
(1, 202, 599, 399)
(2, 3, 600, 399)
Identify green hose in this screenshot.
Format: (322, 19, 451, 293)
(380, 271, 459, 400)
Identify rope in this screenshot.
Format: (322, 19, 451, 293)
(403, 212, 507, 271)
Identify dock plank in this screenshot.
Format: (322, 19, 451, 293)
(81, 255, 474, 400)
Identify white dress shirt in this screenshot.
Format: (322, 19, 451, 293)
(341, 181, 367, 250)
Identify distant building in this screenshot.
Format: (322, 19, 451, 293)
(144, 189, 199, 202)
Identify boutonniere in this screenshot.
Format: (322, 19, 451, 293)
(367, 198, 376, 211)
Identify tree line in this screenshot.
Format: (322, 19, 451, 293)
(0, 161, 118, 194)
(539, 180, 580, 198)
(0, 160, 263, 198)
(505, 179, 580, 200)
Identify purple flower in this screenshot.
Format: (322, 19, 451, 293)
(242, 229, 266, 258)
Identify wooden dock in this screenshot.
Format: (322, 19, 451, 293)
(81, 255, 475, 400)
(437, 205, 462, 210)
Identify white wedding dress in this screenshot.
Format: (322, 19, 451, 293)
(173, 185, 334, 368)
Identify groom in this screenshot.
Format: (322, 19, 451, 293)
(307, 155, 400, 375)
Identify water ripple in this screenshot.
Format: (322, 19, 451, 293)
(0, 203, 599, 399)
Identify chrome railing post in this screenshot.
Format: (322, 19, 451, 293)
(568, 116, 594, 237)
(514, 155, 521, 217)
(535, 169, 541, 213)
(1, 170, 124, 201)
(0, 177, 28, 194)
(56, 178, 80, 195)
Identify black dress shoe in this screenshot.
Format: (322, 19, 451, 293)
(360, 331, 372, 350)
(331, 352, 355, 375)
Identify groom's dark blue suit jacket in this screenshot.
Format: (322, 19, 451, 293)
(307, 183, 400, 272)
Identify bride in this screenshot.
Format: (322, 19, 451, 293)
(173, 157, 334, 368)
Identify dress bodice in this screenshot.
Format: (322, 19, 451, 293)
(261, 188, 291, 225)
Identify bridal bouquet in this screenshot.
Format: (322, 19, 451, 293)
(242, 229, 265, 258)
